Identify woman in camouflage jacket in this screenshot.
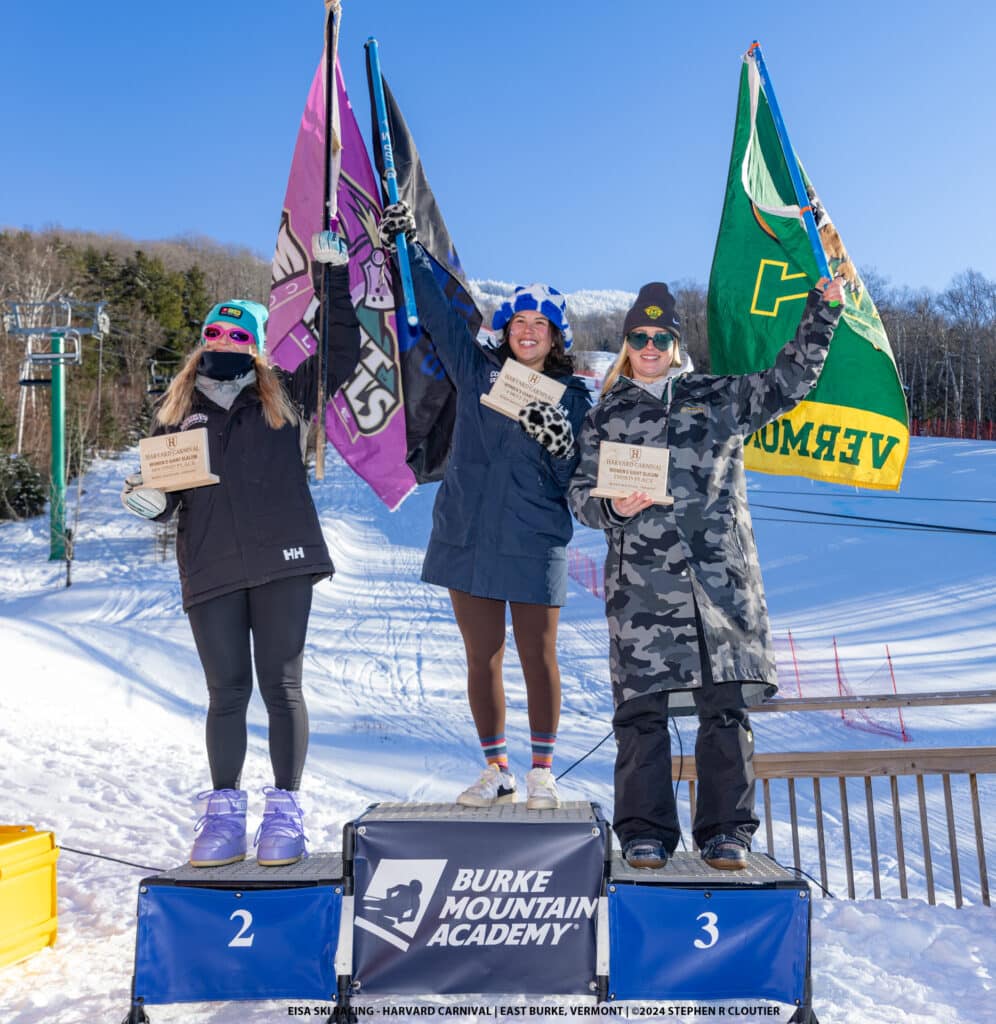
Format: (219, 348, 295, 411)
(568, 277, 844, 871)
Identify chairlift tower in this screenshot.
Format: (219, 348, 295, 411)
(3, 298, 109, 561)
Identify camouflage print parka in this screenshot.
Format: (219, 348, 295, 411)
(568, 290, 842, 712)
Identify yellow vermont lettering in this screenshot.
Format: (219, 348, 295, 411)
(751, 420, 901, 471)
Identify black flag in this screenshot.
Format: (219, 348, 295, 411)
(367, 73, 483, 483)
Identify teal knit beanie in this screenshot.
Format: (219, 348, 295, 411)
(202, 299, 269, 353)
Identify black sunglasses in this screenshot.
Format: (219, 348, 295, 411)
(626, 330, 676, 352)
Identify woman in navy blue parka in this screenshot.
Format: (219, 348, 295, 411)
(382, 202, 591, 811)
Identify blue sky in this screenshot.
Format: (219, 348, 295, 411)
(2, 1, 993, 294)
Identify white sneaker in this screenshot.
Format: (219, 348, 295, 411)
(525, 767, 560, 810)
(456, 765, 517, 807)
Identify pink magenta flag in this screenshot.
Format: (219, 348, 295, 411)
(269, 57, 416, 510)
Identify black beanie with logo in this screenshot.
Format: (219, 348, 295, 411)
(623, 283, 681, 337)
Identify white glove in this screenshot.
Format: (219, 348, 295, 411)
(378, 201, 417, 255)
(121, 473, 167, 519)
(311, 230, 350, 266)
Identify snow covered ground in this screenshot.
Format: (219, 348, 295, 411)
(1, 437, 994, 1023)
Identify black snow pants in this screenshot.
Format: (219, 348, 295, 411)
(187, 575, 314, 792)
(612, 651, 759, 853)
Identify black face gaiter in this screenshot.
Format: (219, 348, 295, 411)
(199, 350, 255, 380)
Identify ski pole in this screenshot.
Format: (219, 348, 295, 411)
(312, 0, 346, 481)
(365, 37, 420, 329)
(321, 0, 343, 236)
(747, 42, 831, 281)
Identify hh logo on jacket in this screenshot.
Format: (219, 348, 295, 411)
(283, 547, 305, 561)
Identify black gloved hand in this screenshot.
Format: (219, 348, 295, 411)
(379, 201, 417, 255)
(518, 400, 575, 459)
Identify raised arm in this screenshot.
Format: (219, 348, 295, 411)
(285, 265, 362, 411)
(408, 243, 485, 386)
(725, 278, 844, 436)
(379, 201, 485, 387)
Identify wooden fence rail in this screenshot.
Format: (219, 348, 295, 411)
(671, 690, 996, 908)
(753, 689, 996, 713)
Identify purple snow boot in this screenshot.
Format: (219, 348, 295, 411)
(189, 789, 248, 867)
(255, 787, 308, 866)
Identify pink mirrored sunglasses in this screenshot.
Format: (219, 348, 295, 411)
(202, 325, 256, 345)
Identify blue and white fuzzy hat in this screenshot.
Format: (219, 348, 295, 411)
(491, 283, 574, 350)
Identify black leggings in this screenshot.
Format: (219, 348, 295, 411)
(187, 575, 314, 791)
(449, 589, 561, 740)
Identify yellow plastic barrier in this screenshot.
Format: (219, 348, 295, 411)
(0, 826, 59, 968)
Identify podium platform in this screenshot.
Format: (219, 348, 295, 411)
(348, 800, 608, 996)
(123, 804, 817, 1022)
(128, 853, 344, 1012)
(607, 852, 814, 1019)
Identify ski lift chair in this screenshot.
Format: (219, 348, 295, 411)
(18, 358, 51, 388)
(22, 328, 84, 367)
(17, 330, 83, 386)
(4, 298, 107, 342)
(147, 360, 173, 396)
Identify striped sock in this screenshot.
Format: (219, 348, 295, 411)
(531, 731, 556, 770)
(480, 734, 509, 772)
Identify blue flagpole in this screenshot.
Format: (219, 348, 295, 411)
(365, 37, 420, 328)
(748, 41, 831, 280)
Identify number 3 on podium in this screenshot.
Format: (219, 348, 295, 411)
(694, 911, 719, 949)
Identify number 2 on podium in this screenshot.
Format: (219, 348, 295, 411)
(229, 908, 256, 948)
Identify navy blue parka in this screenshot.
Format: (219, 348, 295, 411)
(410, 245, 592, 606)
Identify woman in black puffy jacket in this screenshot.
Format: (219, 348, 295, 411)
(121, 267, 359, 869)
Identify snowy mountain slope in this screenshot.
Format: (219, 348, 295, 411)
(0, 438, 994, 1023)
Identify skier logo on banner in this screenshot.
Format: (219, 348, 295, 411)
(355, 858, 448, 952)
(363, 878, 422, 926)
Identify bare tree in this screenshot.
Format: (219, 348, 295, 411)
(939, 270, 996, 437)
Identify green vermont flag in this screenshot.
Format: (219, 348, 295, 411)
(707, 49, 909, 490)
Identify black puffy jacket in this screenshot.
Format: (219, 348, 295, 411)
(155, 270, 360, 611)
